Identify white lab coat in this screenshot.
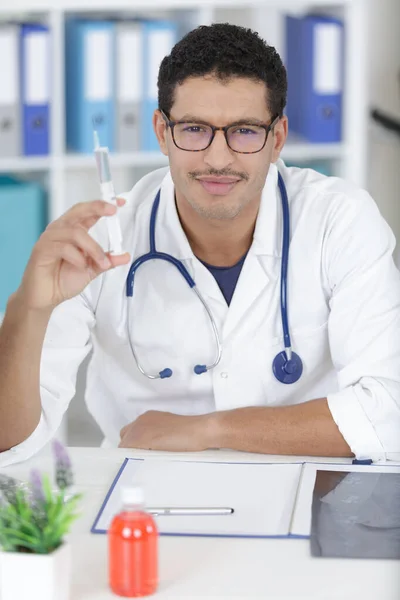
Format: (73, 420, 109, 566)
(2, 159, 400, 466)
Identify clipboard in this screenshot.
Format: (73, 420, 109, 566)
(91, 457, 400, 540)
(91, 458, 308, 539)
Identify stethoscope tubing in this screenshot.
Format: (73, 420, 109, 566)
(125, 172, 303, 383)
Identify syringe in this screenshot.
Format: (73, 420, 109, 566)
(93, 131, 123, 255)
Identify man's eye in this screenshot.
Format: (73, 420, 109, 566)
(182, 125, 206, 133)
(234, 127, 257, 135)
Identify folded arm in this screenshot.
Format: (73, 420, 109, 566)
(209, 398, 352, 456)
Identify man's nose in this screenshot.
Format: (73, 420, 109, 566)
(203, 130, 235, 170)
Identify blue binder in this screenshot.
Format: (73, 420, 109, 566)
(0, 177, 46, 313)
(285, 15, 344, 143)
(285, 16, 302, 135)
(20, 24, 50, 155)
(142, 20, 177, 151)
(66, 19, 115, 153)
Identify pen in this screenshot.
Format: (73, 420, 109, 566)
(93, 130, 123, 255)
(146, 507, 234, 516)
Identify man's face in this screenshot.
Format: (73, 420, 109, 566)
(154, 75, 287, 221)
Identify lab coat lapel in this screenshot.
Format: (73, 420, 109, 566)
(222, 163, 282, 340)
(157, 171, 233, 309)
(156, 171, 194, 260)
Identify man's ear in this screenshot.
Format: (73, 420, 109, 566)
(271, 116, 288, 163)
(153, 110, 169, 156)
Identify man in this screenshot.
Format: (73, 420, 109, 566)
(0, 24, 399, 466)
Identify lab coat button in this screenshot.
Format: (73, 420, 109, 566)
(220, 372, 228, 379)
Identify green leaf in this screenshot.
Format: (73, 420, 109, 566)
(0, 527, 38, 546)
(42, 475, 54, 505)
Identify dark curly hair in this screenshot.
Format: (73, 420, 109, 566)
(158, 23, 287, 119)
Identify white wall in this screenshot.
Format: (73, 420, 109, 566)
(367, 0, 400, 263)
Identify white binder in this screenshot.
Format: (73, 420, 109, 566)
(0, 24, 20, 157)
(116, 21, 143, 152)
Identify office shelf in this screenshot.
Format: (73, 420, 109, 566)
(0, 0, 358, 14)
(0, 157, 51, 173)
(65, 142, 347, 169)
(63, 152, 169, 170)
(282, 140, 347, 162)
(0, 0, 368, 212)
(0, 142, 347, 174)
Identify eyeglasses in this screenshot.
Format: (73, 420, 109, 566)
(160, 110, 280, 154)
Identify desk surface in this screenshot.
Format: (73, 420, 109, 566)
(1, 446, 400, 600)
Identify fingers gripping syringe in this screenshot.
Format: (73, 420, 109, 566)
(94, 131, 123, 255)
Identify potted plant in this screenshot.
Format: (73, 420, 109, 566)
(0, 440, 82, 600)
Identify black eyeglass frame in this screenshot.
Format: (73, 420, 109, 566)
(160, 109, 280, 154)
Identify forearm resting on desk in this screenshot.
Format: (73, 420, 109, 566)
(211, 398, 353, 457)
(0, 293, 50, 452)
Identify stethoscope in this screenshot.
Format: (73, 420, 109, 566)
(126, 172, 303, 384)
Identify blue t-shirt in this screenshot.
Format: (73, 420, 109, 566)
(199, 253, 247, 306)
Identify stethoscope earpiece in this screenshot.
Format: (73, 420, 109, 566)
(194, 365, 207, 375)
(272, 351, 303, 384)
(159, 368, 173, 379)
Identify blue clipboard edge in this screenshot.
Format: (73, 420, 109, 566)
(90, 457, 395, 539)
(90, 457, 143, 534)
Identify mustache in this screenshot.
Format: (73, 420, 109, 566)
(188, 169, 249, 181)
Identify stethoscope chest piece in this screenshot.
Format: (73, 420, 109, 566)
(272, 351, 303, 384)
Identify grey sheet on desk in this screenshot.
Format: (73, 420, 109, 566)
(310, 471, 400, 559)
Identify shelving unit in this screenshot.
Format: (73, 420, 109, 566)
(0, 0, 368, 222)
(0, 141, 346, 172)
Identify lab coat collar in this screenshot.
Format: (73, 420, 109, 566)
(156, 172, 196, 261)
(156, 161, 282, 260)
(252, 161, 282, 258)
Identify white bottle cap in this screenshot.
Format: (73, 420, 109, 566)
(121, 486, 145, 507)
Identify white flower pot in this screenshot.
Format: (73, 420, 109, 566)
(0, 542, 71, 600)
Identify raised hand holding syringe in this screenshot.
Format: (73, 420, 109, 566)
(94, 131, 124, 255)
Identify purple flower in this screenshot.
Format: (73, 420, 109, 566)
(52, 440, 73, 490)
(30, 470, 45, 505)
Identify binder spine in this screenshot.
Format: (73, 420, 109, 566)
(116, 22, 142, 152)
(0, 25, 20, 157)
(21, 23, 50, 156)
(66, 20, 115, 154)
(142, 21, 177, 151)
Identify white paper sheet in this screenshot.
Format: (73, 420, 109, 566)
(93, 459, 303, 537)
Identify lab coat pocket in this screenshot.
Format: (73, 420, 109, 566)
(290, 312, 329, 337)
(289, 318, 330, 375)
(268, 317, 329, 348)
(261, 318, 333, 407)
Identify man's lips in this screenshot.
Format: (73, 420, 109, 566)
(197, 177, 241, 184)
(196, 177, 242, 195)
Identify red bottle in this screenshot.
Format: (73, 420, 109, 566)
(108, 486, 158, 597)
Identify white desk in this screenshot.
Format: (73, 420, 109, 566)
(1, 447, 400, 600)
